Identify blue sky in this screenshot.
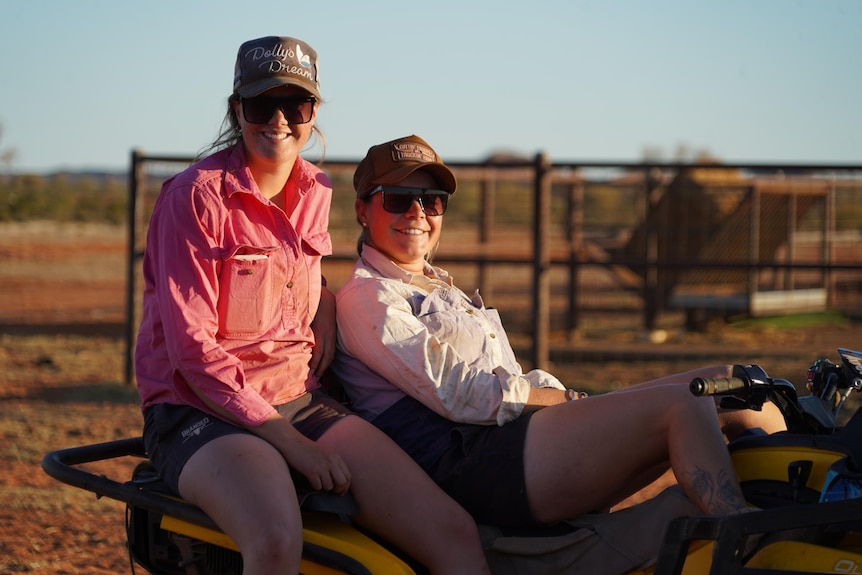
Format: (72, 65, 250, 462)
(1, 0, 859, 173)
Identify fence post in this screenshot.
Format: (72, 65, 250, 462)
(124, 149, 144, 385)
(566, 180, 584, 340)
(642, 166, 659, 330)
(478, 172, 495, 299)
(748, 186, 761, 308)
(785, 193, 797, 290)
(531, 152, 551, 370)
(824, 181, 835, 307)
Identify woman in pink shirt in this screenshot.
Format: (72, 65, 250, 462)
(134, 37, 489, 575)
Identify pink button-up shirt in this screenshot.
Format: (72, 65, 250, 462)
(135, 144, 332, 427)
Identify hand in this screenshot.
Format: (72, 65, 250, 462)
(257, 414, 351, 494)
(564, 388, 588, 401)
(284, 435, 352, 495)
(309, 287, 336, 378)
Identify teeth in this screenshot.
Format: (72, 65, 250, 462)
(263, 132, 288, 140)
(399, 228, 425, 235)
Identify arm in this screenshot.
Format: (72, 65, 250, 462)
(525, 387, 568, 410)
(524, 386, 589, 410)
(309, 285, 336, 378)
(147, 184, 277, 426)
(185, 384, 350, 494)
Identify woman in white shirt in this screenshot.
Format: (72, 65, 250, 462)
(334, 134, 784, 527)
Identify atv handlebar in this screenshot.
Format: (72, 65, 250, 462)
(689, 363, 813, 433)
(690, 376, 748, 397)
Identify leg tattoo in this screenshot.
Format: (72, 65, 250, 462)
(683, 466, 747, 515)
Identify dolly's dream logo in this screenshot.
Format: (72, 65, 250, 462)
(246, 42, 315, 83)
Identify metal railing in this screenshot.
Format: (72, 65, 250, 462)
(123, 150, 862, 385)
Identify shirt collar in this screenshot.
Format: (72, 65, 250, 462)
(360, 244, 453, 289)
(223, 144, 316, 200)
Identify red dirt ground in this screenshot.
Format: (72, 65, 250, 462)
(1, 221, 860, 574)
(1, 222, 138, 574)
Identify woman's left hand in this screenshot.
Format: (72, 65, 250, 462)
(310, 286, 337, 378)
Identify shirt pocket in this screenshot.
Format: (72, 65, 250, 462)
(417, 288, 505, 370)
(218, 245, 278, 337)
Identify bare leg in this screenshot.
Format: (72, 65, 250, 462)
(605, 366, 787, 511)
(524, 384, 749, 523)
(626, 365, 788, 438)
(718, 400, 786, 438)
(609, 467, 676, 511)
(317, 415, 491, 575)
(178, 434, 303, 575)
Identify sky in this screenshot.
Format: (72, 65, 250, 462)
(1, 0, 860, 173)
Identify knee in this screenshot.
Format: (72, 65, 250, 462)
(240, 523, 303, 572)
(666, 386, 718, 420)
(449, 507, 483, 543)
(426, 500, 483, 551)
(722, 400, 787, 438)
(427, 508, 487, 571)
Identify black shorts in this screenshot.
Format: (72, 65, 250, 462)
(142, 390, 349, 493)
(428, 411, 538, 527)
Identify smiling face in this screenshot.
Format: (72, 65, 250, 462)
(356, 169, 444, 273)
(231, 85, 317, 173)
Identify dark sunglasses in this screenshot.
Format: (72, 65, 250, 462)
(240, 95, 316, 124)
(367, 185, 449, 216)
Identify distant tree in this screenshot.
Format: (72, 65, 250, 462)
(0, 123, 17, 176)
(640, 145, 664, 163)
(641, 143, 717, 164)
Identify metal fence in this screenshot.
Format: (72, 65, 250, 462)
(124, 150, 862, 385)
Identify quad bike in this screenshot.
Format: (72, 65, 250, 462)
(42, 348, 862, 575)
(645, 347, 862, 574)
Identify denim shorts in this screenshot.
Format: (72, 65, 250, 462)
(142, 390, 349, 493)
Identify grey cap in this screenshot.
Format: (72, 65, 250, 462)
(233, 36, 320, 99)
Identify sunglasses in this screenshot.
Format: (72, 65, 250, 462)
(240, 95, 316, 124)
(367, 186, 450, 216)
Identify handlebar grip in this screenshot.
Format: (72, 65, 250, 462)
(690, 376, 748, 396)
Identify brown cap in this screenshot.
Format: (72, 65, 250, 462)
(233, 36, 321, 99)
(354, 135, 457, 199)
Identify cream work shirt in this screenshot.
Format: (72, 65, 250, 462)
(334, 245, 564, 426)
